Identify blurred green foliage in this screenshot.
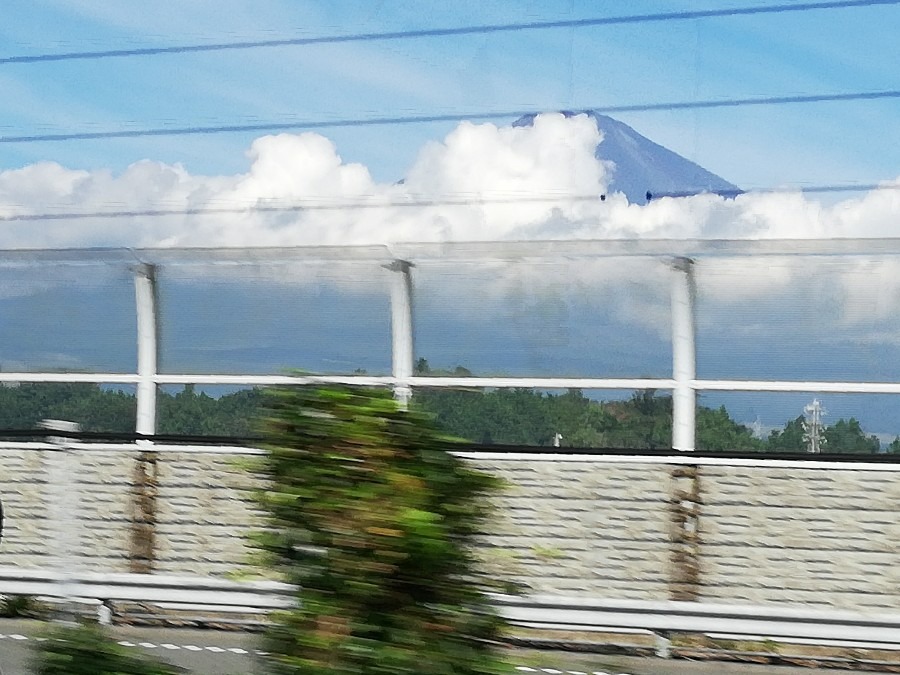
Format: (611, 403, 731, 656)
(32, 622, 183, 674)
(253, 385, 507, 675)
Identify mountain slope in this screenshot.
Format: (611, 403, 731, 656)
(513, 111, 740, 204)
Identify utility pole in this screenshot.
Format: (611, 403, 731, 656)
(803, 398, 826, 453)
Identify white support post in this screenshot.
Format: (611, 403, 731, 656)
(42, 418, 81, 620)
(671, 257, 697, 452)
(388, 260, 415, 409)
(134, 264, 159, 437)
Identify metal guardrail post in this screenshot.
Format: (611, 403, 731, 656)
(134, 263, 159, 437)
(671, 257, 697, 451)
(654, 632, 672, 658)
(388, 260, 415, 409)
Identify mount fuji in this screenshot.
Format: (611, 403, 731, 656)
(513, 111, 740, 204)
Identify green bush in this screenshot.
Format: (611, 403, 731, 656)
(32, 622, 183, 675)
(254, 385, 507, 675)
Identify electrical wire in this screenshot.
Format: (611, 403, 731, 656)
(1, 183, 896, 223)
(2, 0, 896, 65)
(2, 90, 898, 144)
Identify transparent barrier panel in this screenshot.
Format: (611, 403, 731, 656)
(414, 387, 673, 448)
(0, 383, 136, 432)
(157, 261, 392, 375)
(0, 264, 135, 373)
(412, 257, 672, 378)
(698, 390, 900, 453)
(695, 255, 900, 382)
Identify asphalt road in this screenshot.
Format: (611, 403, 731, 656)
(0, 619, 876, 674)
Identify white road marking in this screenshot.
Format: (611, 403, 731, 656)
(0, 633, 631, 672)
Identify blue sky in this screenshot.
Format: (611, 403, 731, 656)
(1, 0, 898, 188)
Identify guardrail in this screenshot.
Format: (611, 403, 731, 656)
(493, 595, 900, 647)
(0, 567, 292, 612)
(4, 568, 900, 649)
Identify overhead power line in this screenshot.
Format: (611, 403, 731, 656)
(1, 183, 896, 223)
(1, 0, 897, 65)
(2, 90, 898, 144)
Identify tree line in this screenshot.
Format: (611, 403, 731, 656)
(0, 368, 894, 453)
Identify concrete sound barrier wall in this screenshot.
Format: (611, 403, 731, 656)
(1, 447, 898, 613)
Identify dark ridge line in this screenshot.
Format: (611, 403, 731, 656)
(1, 429, 898, 461)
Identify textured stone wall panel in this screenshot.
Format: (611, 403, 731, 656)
(469, 459, 672, 598)
(699, 465, 900, 611)
(153, 453, 265, 576)
(0, 449, 51, 567)
(4, 449, 900, 614)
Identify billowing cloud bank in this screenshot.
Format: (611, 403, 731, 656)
(2, 111, 899, 350)
(1, 112, 896, 249)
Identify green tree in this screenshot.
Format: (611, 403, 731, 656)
(547, 389, 617, 447)
(0, 383, 134, 432)
(765, 415, 881, 454)
(697, 405, 763, 451)
(600, 390, 672, 449)
(824, 418, 880, 454)
(766, 416, 807, 453)
(156, 386, 264, 436)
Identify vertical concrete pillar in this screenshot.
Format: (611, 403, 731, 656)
(42, 419, 82, 617)
(671, 257, 697, 452)
(132, 264, 160, 573)
(134, 264, 158, 437)
(388, 260, 415, 409)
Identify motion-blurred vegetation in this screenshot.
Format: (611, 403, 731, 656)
(252, 385, 506, 674)
(32, 622, 183, 674)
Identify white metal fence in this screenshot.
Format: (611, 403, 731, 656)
(5, 239, 900, 449)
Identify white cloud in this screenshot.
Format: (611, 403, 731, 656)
(2, 112, 897, 251)
(0, 112, 611, 248)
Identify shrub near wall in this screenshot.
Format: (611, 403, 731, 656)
(253, 386, 506, 675)
(33, 623, 183, 675)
